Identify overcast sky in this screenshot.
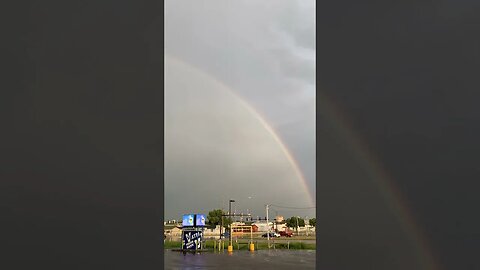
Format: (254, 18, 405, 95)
(164, 0, 315, 220)
(3, 0, 479, 268)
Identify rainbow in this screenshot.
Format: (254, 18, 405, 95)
(165, 54, 316, 207)
(224, 90, 316, 207)
(318, 90, 440, 270)
(166, 54, 439, 269)
(165, 55, 440, 270)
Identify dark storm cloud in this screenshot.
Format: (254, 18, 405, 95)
(317, 0, 480, 269)
(1, 1, 163, 268)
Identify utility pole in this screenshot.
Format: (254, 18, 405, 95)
(266, 204, 270, 247)
(221, 215, 224, 239)
(305, 216, 309, 236)
(228, 199, 235, 252)
(304, 216, 310, 236)
(275, 210, 278, 232)
(296, 216, 299, 235)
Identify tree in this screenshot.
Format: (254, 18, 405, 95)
(206, 209, 232, 229)
(309, 218, 316, 227)
(285, 216, 305, 229)
(206, 209, 222, 226)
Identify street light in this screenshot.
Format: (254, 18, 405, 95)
(229, 199, 235, 251)
(229, 199, 235, 219)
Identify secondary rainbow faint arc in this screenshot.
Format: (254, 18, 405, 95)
(166, 54, 316, 206)
(318, 91, 440, 270)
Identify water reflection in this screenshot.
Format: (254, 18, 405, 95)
(165, 250, 315, 270)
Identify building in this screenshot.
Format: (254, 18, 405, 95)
(203, 225, 221, 237)
(252, 221, 274, 232)
(274, 223, 288, 232)
(164, 219, 179, 225)
(164, 224, 182, 236)
(231, 222, 256, 233)
(285, 224, 316, 235)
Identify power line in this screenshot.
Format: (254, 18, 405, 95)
(269, 204, 316, 210)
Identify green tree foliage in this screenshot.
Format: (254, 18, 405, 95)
(285, 216, 305, 228)
(206, 209, 222, 226)
(223, 217, 232, 229)
(206, 209, 232, 229)
(309, 218, 316, 227)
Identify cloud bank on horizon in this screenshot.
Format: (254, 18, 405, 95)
(165, 0, 315, 220)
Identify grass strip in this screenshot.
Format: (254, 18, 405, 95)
(164, 240, 315, 250)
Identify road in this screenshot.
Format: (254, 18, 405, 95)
(246, 238, 316, 244)
(165, 249, 316, 270)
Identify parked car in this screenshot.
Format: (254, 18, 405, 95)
(279, 231, 293, 237)
(261, 232, 280, 238)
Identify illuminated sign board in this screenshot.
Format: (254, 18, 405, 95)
(182, 230, 203, 250)
(182, 214, 206, 227)
(195, 214, 206, 227)
(182, 214, 195, 227)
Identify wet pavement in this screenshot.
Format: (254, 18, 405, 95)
(164, 249, 316, 269)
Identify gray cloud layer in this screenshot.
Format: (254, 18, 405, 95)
(165, 0, 315, 220)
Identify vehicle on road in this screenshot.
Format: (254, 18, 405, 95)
(262, 232, 280, 238)
(279, 231, 293, 237)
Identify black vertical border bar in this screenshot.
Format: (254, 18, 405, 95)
(0, 0, 165, 269)
(159, 0, 165, 265)
(315, 2, 320, 268)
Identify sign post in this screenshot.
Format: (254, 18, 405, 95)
(181, 214, 206, 251)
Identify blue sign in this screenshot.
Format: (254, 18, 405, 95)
(182, 230, 203, 250)
(195, 214, 206, 227)
(182, 214, 194, 227)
